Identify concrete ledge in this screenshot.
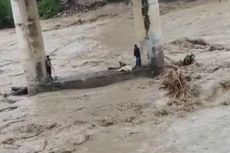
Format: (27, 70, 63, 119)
(38, 67, 151, 92)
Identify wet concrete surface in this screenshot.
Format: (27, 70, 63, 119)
(40, 67, 151, 92)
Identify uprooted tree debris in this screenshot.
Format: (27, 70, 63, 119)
(162, 66, 189, 98)
(170, 38, 229, 51)
(161, 65, 202, 113)
(176, 53, 195, 66)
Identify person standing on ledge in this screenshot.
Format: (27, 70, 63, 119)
(46, 55, 53, 81)
(134, 44, 142, 68)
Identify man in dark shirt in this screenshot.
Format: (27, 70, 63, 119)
(134, 44, 142, 67)
(46, 55, 53, 80)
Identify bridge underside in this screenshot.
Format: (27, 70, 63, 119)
(10, 0, 163, 95)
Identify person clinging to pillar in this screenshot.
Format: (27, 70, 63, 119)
(45, 56, 53, 81)
(134, 44, 142, 68)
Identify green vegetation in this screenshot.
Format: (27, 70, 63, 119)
(37, 0, 62, 19)
(0, 0, 129, 29)
(0, 0, 14, 29)
(0, 0, 62, 29)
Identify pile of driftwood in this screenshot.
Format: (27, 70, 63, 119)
(161, 66, 203, 113)
(161, 53, 205, 113)
(163, 53, 197, 98)
(176, 53, 195, 66)
(162, 66, 189, 98)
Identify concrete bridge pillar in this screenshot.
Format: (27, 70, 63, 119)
(132, 0, 164, 72)
(10, 0, 48, 95)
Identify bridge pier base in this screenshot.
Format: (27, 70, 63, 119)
(132, 0, 164, 72)
(10, 0, 48, 95)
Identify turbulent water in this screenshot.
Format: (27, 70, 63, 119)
(1, 1, 230, 152)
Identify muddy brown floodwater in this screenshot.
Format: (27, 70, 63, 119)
(1, 0, 230, 153)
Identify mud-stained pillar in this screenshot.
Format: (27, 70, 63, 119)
(132, 0, 164, 72)
(10, 0, 47, 95)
